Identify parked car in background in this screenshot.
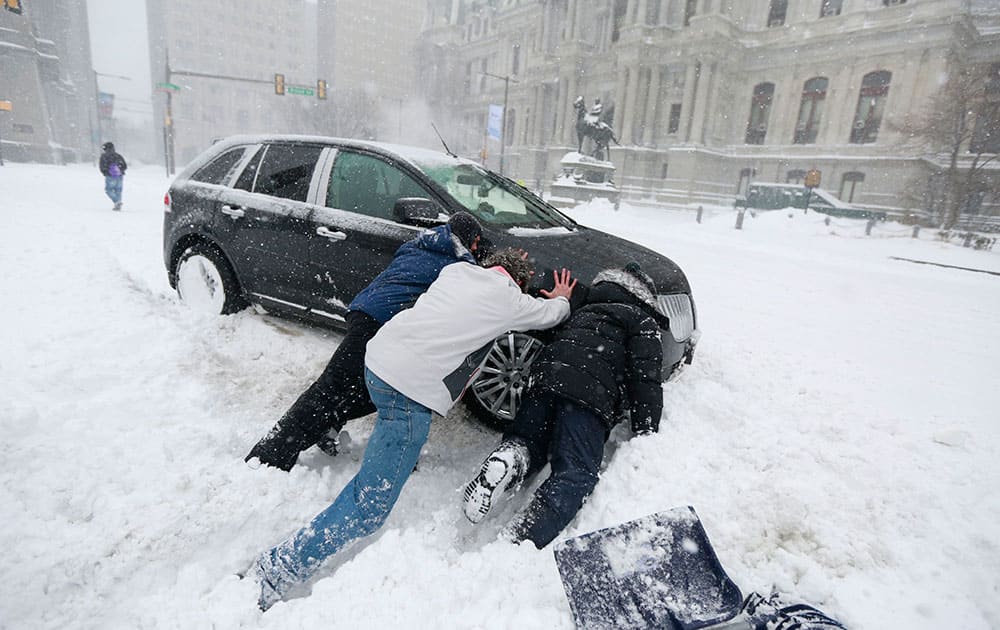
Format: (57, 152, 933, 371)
(162, 135, 699, 427)
(742, 182, 887, 221)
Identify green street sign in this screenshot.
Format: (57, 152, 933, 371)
(287, 86, 314, 96)
(156, 82, 181, 92)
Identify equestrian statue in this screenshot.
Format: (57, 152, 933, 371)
(573, 96, 619, 161)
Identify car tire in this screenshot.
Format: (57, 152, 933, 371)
(463, 332, 544, 431)
(175, 242, 247, 315)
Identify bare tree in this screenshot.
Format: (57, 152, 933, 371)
(896, 56, 1000, 228)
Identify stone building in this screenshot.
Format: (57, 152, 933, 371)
(0, 0, 97, 163)
(146, 0, 319, 167)
(420, 0, 1000, 217)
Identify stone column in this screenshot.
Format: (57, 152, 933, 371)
(642, 64, 663, 145)
(614, 67, 629, 140)
(621, 63, 643, 144)
(823, 63, 857, 146)
(698, 61, 719, 144)
(681, 61, 699, 142)
(688, 60, 713, 144)
(636, 0, 649, 24)
(564, 71, 579, 145)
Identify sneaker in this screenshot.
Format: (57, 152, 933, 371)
(113, 202, 122, 211)
(463, 440, 528, 524)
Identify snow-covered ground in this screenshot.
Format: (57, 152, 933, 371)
(2, 163, 998, 629)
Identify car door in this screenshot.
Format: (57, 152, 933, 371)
(305, 149, 439, 319)
(215, 142, 326, 313)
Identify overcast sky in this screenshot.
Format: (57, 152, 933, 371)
(86, 0, 153, 123)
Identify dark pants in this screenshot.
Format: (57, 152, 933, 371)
(505, 390, 607, 549)
(246, 311, 381, 470)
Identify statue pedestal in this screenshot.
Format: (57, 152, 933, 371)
(549, 152, 620, 210)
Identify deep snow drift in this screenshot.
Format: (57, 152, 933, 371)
(1, 163, 998, 629)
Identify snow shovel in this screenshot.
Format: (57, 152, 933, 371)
(553, 506, 847, 630)
(553, 506, 743, 630)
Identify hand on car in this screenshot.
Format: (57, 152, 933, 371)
(540, 268, 577, 300)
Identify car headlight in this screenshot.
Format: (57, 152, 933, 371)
(656, 293, 697, 343)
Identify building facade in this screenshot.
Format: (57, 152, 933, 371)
(146, 0, 319, 167)
(420, 0, 1000, 218)
(0, 0, 97, 163)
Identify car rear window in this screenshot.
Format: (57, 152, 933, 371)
(190, 147, 246, 185)
(252, 144, 324, 202)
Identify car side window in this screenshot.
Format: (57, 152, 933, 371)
(251, 144, 324, 202)
(326, 151, 428, 220)
(191, 147, 246, 185)
(234, 146, 264, 191)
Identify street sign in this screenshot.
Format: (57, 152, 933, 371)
(0, 100, 12, 112)
(156, 82, 181, 92)
(805, 168, 821, 188)
(287, 86, 314, 96)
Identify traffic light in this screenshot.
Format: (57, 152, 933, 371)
(317, 79, 327, 100)
(274, 73, 285, 96)
(4, 0, 24, 14)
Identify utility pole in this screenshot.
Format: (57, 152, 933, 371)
(481, 71, 517, 176)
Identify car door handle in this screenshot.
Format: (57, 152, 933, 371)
(316, 226, 347, 241)
(221, 205, 244, 218)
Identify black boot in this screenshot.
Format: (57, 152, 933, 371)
(245, 416, 314, 471)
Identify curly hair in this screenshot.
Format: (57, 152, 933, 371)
(480, 248, 534, 289)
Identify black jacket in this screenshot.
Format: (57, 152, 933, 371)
(99, 149, 127, 177)
(529, 274, 664, 434)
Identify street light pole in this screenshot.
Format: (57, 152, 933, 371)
(481, 71, 517, 176)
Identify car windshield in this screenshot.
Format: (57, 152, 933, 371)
(410, 159, 574, 230)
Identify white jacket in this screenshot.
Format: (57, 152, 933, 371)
(365, 262, 571, 415)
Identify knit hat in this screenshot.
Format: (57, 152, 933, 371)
(448, 211, 483, 249)
(623, 261, 657, 296)
(592, 261, 658, 311)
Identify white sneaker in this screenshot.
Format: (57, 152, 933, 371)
(463, 441, 528, 524)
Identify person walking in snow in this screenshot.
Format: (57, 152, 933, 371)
(245, 211, 487, 471)
(251, 249, 577, 611)
(98, 142, 127, 211)
(463, 262, 664, 549)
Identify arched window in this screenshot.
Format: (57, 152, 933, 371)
(850, 71, 891, 144)
(794, 77, 828, 144)
(839, 171, 865, 203)
(745, 82, 774, 145)
(786, 169, 806, 184)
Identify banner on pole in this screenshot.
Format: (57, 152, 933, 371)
(98, 92, 115, 119)
(487, 104, 503, 141)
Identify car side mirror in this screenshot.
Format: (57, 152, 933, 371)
(393, 197, 446, 227)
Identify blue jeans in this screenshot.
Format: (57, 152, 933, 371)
(505, 390, 606, 549)
(104, 175, 123, 204)
(258, 368, 432, 598)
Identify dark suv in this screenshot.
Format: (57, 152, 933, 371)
(163, 135, 699, 425)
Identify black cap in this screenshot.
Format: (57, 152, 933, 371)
(102, 142, 114, 151)
(448, 211, 483, 249)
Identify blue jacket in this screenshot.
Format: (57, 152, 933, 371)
(348, 224, 476, 324)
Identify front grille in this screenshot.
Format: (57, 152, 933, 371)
(656, 293, 697, 342)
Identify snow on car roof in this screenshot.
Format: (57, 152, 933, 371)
(215, 134, 477, 170)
